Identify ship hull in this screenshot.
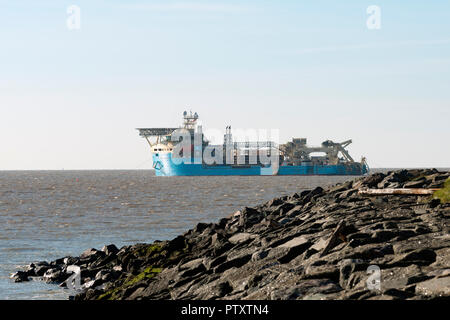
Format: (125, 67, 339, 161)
(152, 153, 369, 176)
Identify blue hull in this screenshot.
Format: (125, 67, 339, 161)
(152, 154, 369, 176)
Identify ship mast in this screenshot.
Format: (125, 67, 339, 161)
(182, 110, 199, 130)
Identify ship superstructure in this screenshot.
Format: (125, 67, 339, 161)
(137, 111, 369, 176)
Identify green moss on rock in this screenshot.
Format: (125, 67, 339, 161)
(96, 266, 163, 300)
(433, 178, 450, 203)
(97, 286, 121, 300)
(124, 266, 162, 286)
(144, 244, 163, 255)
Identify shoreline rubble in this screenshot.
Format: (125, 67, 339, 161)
(12, 169, 450, 300)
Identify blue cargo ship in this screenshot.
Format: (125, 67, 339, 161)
(137, 111, 369, 176)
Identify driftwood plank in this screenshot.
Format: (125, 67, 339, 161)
(358, 188, 438, 196)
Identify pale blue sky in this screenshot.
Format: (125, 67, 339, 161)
(1, 0, 449, 169)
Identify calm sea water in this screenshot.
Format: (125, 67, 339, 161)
(0, 170, 359, 300)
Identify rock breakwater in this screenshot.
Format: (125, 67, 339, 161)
(13, 169, 450, 300)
